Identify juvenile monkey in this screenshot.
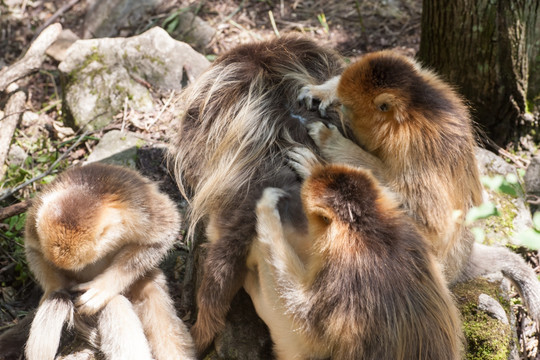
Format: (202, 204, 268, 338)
(22, 163, 196, 360)
(246, 147, 463, 360)
(299, 50, 540, 320)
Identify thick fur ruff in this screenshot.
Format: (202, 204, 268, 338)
(168, 35, 345, 352)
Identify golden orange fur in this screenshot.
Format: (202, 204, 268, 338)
(22, 163, 195, 360)
(169, 35, 467, 357)
(303, 50, 540, 321)
(248, 149, 463, 359)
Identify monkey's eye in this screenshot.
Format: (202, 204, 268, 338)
(320, 215, 331, 224)
(378, 103, 389, 112)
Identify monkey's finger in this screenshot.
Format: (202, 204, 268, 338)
(75, 288, 111, 315)
(287, 147, 319, 179)
(259, 188, 288, 210)
(297, 86, 314, 110)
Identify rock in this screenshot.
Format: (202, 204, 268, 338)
(83, 0, 164, 39)
(478, 294, 509, 325)
(46, 29, 80, 62)
(524, 156, 540, 213)
(453, 277, 519, 360)
(59, 27, 210, 130)
(85, 130, 144, 168)
(7, 145, 26, 167)
(474, 147, 533, 245)
(170, 12, 216, 52)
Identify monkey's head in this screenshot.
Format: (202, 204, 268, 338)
(36, 188, 125, 271)
(301, 164, 402, 255)
(337, 51, 458, 153)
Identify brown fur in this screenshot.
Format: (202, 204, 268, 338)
(250, 159, 463, 359)
(304, 50, 540, 321)
(304, 50, 483, 283)
(169, 35, 344, 353)
(169, 35, 466, 357)
(20, 163, 195, 360)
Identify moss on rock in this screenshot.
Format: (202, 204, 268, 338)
(453, 278, 516, 360)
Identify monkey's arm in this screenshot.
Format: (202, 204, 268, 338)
(255, 188, 310, 317)
(25, 245, 69, 299)
(298, 75, 341, 117)
(73, 241, 170, 315)
(307, 122, 386, 181)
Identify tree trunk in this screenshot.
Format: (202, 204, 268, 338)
(418, 0, 539, 147)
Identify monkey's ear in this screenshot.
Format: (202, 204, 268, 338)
(373, 93, 397, 113)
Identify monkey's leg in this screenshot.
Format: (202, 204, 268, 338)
(462, 242, 540, 323)
(129, 269, 196, 360)
(297, 75, 340, 117)
(190, 234, 250, 355)
(73, 242, 170, 315)
(306, 122, 385, 181)
(25, 291, 74, 360)
(97, 295, 152, 360)
(255, 188, 309, 315)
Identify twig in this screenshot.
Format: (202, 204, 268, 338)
(30, 0, 79, 43)
(268, 10, 280, 38)
(527, 195, 540, 206)
(0, 91, 27, 180)
(0, 23, 62, 92)
(0, 129, 90, 202)
(0, 199, 32, 222)
(147, 90, 175, 130)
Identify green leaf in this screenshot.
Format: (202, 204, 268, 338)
(481, 175, 504, 190)
(533, 212, 540, 231)
(517, 228, 540, 250)
(470, 227, 485, 243)
(465, 202, 499, 225)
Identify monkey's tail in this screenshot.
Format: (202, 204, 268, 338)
(25, 291, 74, 360)
(463, 242, 540, 323)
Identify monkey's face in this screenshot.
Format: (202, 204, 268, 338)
(337, 51, 433, 151)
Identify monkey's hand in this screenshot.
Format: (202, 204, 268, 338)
(287, 147, 320, 180)
(307, 121, 387, 181)
(297, 75, 340, 117)
(256, 188, 288, 247)
(307, 121, 349, 156)
(72, 280, 116, 315)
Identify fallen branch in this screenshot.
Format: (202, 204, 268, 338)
(0, 91, 27, 180)
(0, 23, 62, 92)
(0, 199, 32, 222)
(31, 0, 79, 43)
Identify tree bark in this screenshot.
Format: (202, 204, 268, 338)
(419, 0, 539, 147)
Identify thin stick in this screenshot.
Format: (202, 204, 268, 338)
(30, 0, 80, 43)
(147, 90, 175, 130)
(0, 199, 32, 222)
(0, 23, 62, 91)
(269, 10, 280, 38)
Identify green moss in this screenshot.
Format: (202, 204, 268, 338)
(453, 279, 513, 360)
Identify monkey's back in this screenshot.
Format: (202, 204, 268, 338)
(301, 165, 463, 360)
(169, 35, 345, 241)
